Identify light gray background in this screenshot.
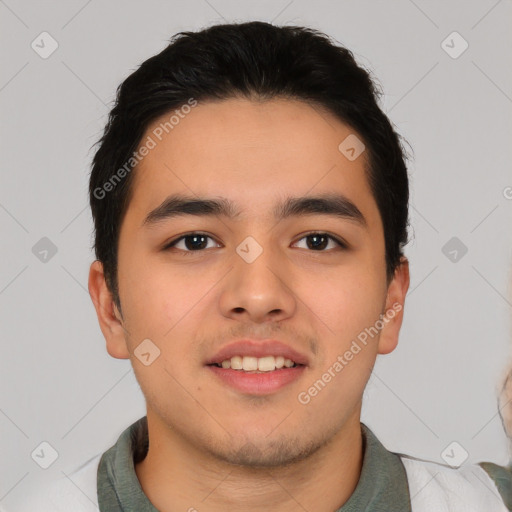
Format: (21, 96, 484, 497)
(1, 0, 512, 509)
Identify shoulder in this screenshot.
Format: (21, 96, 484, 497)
(479, 461, 512, 510)
(399, 454, 511, 511)
(13, 453, 102, 512)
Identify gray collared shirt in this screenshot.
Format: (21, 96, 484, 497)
(97, 416, 413, 511)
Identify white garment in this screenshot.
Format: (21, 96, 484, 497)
(401, 455, 509, 512)
(11, 453, 101, 512)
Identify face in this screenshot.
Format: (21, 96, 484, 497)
(89, 97, 409, 467)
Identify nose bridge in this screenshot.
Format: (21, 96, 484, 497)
(236, 233, 280, 285)
(229, 212, 278, 268)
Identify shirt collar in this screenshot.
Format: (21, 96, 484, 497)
(97, 416, 411, 511)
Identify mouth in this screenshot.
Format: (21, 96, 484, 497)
(206, 355, 307, 395)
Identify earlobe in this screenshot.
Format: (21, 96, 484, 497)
(88, 260, 130, 359)
(377, 257, 410, 355)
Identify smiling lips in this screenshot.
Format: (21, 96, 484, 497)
(206, 339, 308, 394)
(207, 363, 306, 394)
(205, 339, 310, 367)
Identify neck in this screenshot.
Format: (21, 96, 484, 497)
(135, 410, 364, 512)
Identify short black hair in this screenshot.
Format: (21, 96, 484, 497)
(89, 21, 410, 315)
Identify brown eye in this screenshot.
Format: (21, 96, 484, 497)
(164, 233, 220, 254)
(293, 232, 346, 251)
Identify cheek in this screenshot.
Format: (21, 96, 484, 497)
(304, 263, 386, 340)
(118, 257, 215, 367)
(119, 253, 191, 319)
(298, 278, 382, 413)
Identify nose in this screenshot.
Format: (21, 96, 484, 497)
(218, 240, 297, 324)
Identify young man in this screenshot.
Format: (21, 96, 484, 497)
(22, 21, 511, 511)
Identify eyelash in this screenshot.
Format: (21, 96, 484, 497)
(163, 231, 348, 256)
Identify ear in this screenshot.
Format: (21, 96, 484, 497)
(377, 256, 410, 355)
(88, 260, 130, 359)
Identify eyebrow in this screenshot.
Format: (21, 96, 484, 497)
(142, 193, 367, 228)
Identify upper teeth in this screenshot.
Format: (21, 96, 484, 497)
(219, 355, 296, 371)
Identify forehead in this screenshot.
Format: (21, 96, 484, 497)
(124, 97, 378, 227)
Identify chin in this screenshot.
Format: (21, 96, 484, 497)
(203, 432, 323, 469)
